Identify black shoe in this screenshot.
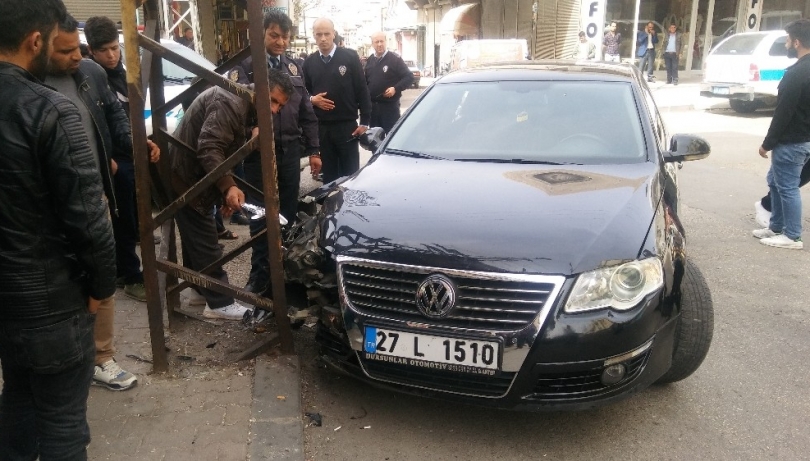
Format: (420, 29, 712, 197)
(245, 277, 269, 295)
(666, 80, 672, 84)
(673, 79, 678, 85)
(230, 213, 250, 225)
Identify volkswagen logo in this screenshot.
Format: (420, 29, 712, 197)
(415, 274, 456, 318)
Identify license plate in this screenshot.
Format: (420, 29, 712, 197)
(363, 326, 500, 371)
(712, 86, 730, 95)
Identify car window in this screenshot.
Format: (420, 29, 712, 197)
(768, 36, 789, 56)
(119, 40, 215, 83)
(386, 80, 647, 164)
(712, 34, 766, 55)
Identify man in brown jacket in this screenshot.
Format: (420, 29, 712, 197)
(169, 70, 293, 319)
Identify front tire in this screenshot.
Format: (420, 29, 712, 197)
(729, 99, 759, 113)
(656, 261, 714, 384)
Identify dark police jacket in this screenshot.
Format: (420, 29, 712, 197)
(763, 53, 810, 151)
(0, 63, 117, 324)
(364, 51, 413, 103)
(70, 59, 134, 214)
(303, 47, 372, 125)
(230, 53, 319, 158)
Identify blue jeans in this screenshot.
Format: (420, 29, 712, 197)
(0, 312, 96, 461)
(767, 142, 810, 239)
(639, 50, 655, 77)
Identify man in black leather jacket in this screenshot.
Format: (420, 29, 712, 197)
(0, 0, 116, 458)
(46, 14, 148, 393)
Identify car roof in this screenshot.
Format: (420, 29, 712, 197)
(437, 61, 638, 84)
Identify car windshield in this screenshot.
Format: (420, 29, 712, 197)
(385, 80, 647, 164)
(119, 40, 215, 83)
(712, 33, 766, 55)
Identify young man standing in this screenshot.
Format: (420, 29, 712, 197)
(661, 24, 681, 84)
(0, 0, 117, 458)
(229, 9, 321, 296)
(636, 22, 658, 82)
(602, 22, 621, 62)
(46, 14, 141, 391)
(753, 19, 810, 250)
(169, 71, 293, 319)
(575, 31, 596, 60)
(365, 31, 413, 134)
(84, 16, 152, 301)
(304, 18, 372, 184)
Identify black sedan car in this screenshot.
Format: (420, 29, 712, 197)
(287, 62, 714, 411)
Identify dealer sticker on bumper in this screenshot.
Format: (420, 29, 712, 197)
(364, 326, 500, 371)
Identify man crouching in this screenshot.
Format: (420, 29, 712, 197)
(169, 69, 293, 319)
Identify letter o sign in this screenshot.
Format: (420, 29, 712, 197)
(587, 23, 598, 38)
(748, 14, 757, 29)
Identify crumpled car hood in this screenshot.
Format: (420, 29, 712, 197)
(319, 155, 660, 276)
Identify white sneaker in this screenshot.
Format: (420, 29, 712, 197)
(752, 227, 779, 239)
(180, 287, 207, 306)
(93, 359, 138, 391)
(760, 234, 803, 250)
(203, 302, 253, 320)
(754, 201, 771, 228)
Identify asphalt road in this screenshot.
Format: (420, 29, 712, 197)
(299, 95, 810, 460)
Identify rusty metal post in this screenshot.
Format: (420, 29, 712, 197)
(246, 0, 295, 354)
(120, 0, 169, 372)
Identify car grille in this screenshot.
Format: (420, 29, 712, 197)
(360, 355, 516, 397)
(527, 350, 650, 401)
(340, 262, 560, 331)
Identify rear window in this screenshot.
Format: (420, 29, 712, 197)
(768, 36, 789, 56)
(712, 34, 767, 55)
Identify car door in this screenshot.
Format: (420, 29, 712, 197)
(755, 34, 797, 95)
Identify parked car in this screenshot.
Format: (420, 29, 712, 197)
(700, 30, 795, 113)
(404, 59, 421, 88)
(709, 11, 802, 50)
(286, 62, 714, 411)
(79, 32, 217, 134)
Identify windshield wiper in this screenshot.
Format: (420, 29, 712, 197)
(385, 148, 445, 160)
(455, 158, 582, 165)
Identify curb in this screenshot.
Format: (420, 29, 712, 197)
(249, 355, 304, 461)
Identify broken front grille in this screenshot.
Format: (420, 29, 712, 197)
(339, 259, 561, 331)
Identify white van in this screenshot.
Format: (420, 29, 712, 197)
(446, 39, 529, 74)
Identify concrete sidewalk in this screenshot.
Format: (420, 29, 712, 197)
(85, 291, 304, 461)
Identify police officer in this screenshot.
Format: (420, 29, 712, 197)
(364, 31, 413, 134)
(230, 9, 320, 296)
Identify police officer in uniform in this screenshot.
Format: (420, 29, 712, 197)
(229, 9, 320, 296)
(364, 31, 413, 134)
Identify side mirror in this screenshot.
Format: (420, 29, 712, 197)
(358, 127, 386, 153)
(664, 134, 710, 163)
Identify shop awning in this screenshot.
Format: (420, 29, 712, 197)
(440, 2, 480, 37)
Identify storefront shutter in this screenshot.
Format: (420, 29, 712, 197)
(64, 0, 139, 25)
(534, 0, 556, 58)
(555, 0, 580, 59)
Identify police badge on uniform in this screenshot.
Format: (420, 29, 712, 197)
(339, 65, 347, 76)
(288, 63, 298, 76)
(383, 65, 388, 73)
(229, 69, 239, 82)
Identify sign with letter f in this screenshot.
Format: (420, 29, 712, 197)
(580, 0, 607, 60)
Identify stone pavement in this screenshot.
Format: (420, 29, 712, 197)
(85, 290, 303, 461)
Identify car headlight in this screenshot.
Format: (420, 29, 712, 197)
(564, 258, 664, 313)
